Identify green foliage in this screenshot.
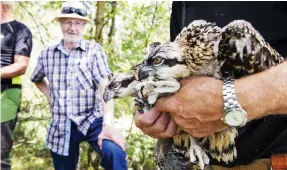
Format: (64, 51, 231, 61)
(10, 1, 171, 170)
(126, 133, 157, 170)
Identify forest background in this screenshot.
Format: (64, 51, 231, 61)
(10, 1, 172, 170)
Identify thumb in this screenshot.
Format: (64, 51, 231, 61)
(97, 137, 103, 150)
(112, 138, 126, 151)
(155, 95, 179, 114)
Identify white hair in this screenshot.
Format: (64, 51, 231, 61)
(2, 1, 14, 11)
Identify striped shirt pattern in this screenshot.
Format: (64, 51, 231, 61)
(31, 39, 111, 155)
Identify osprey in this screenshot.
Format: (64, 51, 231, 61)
(137, 20, 285, 169)
(103, 71, 151, 113)
(103, 70, 209, 170)
(103, 72, 137, 102)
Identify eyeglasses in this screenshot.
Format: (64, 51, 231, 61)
(61, 6, 88, 17)
(61, 20, 87, 28)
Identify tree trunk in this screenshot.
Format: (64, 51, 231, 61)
(108, 1, 117, 44)
(95, 1, 105, 45)
(90, 149, 101, 170)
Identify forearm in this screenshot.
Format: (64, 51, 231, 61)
(35, 79, 50, 99)
(0, 62, 27, 79)
(99, 77, 115, 125)
(102, 100, 115, 125)
(152, 62, 287, 137)
(236, 61, 287, 120)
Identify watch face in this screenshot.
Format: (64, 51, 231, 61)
(225, 108, 247, 127)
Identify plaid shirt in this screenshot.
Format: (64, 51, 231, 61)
(31, 39, 111, 156)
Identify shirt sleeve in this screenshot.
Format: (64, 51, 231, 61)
(170, 1, 184, 42)
(31, 51, 45, 83)
(15, 27, 33, 57)
(91, 44, 112, 84)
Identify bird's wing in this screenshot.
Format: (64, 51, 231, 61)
(174, 20, 222, 74)
(214, 20, 285, 78)
(174, 20, 221, 46)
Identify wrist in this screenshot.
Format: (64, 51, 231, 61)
(235, 68, 280, 121)
(261, 63, 287, 115)
(103, 118, 113, 126)
(222, 78, 248, 127)
(198, 78, 224, 121)
(207, 78, 225, 120)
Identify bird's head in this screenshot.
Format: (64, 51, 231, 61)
(103, 73, 137, 103)
(138, 42, 190, 81)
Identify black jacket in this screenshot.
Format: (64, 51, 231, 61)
(171, 1, 287, 56)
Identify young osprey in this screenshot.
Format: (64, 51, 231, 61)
(103, 50, 210, 170)
(103, 72, 137, 102)
(103, 72, 209, 170)
(103, 72, 152, 113)
(138, 19, 285, 169)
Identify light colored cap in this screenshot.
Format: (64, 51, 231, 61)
(55, 1, 89, 21)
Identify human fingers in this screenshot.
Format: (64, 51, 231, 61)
(112, 136, 126, 151)
(185, 121, 227, 138)
(153, 118, 178, 139)
(143, 112, 170, 135)
(173, 117, 200, 129)
(97, 137, 103, 150)
(155, 95, 179, 114)
(134, 107, 162, 128)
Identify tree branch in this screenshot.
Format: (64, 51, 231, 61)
(18, 2, 47, 46)
(126, 112, 135, 141)
(144, 2, 158, 48)
(108, 1, 117, 44)
(95, 1, 105, 45)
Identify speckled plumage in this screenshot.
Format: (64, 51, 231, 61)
(103, 20, 285, 170)
(154, 138, 192, 170)
(138, 20, 285, 170)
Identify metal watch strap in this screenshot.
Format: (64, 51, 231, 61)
(222, 77, 239, 112)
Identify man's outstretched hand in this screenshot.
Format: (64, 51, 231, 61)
(155, 77, 227, 138)
(98, 124, 125, 151)
(134, 62, 287, 138)
(134, 77, 228, 138)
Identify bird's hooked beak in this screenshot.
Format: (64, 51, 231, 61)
(103, 87, 115, 103)
(138, 66, 153, 81)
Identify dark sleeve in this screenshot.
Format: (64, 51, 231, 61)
(281, 1, 287, 12)
(14, 27, 33, 57)
(170, 1, 185, 42)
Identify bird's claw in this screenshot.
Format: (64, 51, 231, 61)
(134, 98, 151, 113)
(188, 144, 210, 169)
(134, 98, 145, 112)
(188, 136, 210, 170)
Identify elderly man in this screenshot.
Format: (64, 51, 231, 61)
(1, 2, 32, 170)
(30, 2, 127, 170)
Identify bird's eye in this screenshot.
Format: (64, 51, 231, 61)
(153, 57, 163, 65)
(113, 82, 121, 89)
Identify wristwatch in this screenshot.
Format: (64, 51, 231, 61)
(222, 77, 248, 127)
